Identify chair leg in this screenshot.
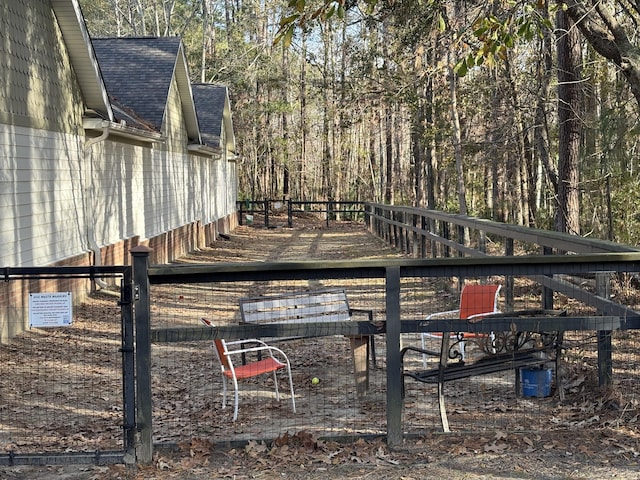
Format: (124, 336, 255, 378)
(287, 366, 296, 413)
(286, 368, 296, 413)
(221, 375, 227, 409)
(232, 378, 239, 421)
(421, 333, 429, 369)
(437, 377, 450, 433)
(273, 371, 281, 401)
(438, 333, 451, 432)
(369, 335, 377, 368)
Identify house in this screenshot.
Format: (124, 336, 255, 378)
(0, 0, 238, 340)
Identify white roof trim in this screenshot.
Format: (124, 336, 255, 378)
(50, 0, 113, 121)
(173, 43, 201, 143)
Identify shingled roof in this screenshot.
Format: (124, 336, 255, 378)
(91, 37, 200, 140)
(191, 83, 228, 149)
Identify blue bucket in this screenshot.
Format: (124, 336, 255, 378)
(520, 368, 552, 398)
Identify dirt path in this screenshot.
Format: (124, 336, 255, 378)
(3, 218, 640, 479)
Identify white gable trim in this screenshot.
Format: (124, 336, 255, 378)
(50, 0, 113, 121)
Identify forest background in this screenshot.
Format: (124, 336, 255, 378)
(79, 0, 640, 245)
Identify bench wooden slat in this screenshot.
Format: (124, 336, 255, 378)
(243, 311, 351, 324)
(240, 290, 352, 325)
(242, 293, 346, 309)
(242, 291, 348, 310)
(242, 303, 350, 321)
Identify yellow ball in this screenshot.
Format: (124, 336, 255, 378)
(311, 377, 320, 385)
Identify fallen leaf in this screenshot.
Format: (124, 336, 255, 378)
(483, 442, 508, 453)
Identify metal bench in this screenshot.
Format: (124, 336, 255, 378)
(239, 288, 376, 396)
(401, 310, 565, 431)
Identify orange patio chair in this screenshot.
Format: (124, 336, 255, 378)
(421, 284, 501, 364)
(201, 318, 296, 421)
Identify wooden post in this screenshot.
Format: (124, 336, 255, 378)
(349, 336, 370, 397)
(596, 273, 613, 387)
(479, 230, 486, 254)
(442, 222, 450, 258)
(131, 245, 153, 464)
(420, 215, 427, 258)
(505, 238, 514, 311)
(542, 246, 554, 310)
(457, 225, 465, 257)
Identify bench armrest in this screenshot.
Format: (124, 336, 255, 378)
(400, 345, 441, 362)
(425, 309, 460, 320)
(224, 340, 291, 363)
(349, 308, 373, 321)
(224, 338, 270, 348)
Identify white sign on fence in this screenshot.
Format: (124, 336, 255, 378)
(29, 292, 73, 328)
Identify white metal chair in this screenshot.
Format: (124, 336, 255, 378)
(422, 284, 501, 365)
(201, 318, 296, 421)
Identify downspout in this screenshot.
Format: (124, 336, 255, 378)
(84, 124, 110, 289)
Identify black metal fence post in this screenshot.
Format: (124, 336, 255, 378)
(385, 266, 402, 447)
(131, 245, 153, 464)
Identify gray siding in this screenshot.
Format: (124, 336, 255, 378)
(0, 125, 86, 266)
(0, 0, 84, 132)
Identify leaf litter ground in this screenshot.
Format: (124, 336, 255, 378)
(2, 215, 640, 479)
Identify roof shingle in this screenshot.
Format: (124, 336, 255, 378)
(91, 37, 181, 131)
(192, 83, 228, 149)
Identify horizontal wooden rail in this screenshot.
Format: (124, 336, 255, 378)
(366, 203, 640, 254)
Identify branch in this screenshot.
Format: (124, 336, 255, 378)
(562, 0, 640, 108)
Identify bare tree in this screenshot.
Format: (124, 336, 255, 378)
(556, 8, 583, 235)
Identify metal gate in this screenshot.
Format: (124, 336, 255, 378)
(0, 266, 136, 465)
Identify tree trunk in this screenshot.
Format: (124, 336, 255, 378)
(556, 9, 582, 235)
(321, 25, 333, 201)
(449, 64, 467, 217)
(299, 34, 308, 199)
(426, 78, 436, 211)
(384, 103, 393, 204)
(282, 44, 290, 198)
(412, 83, 426, 207)
(534, 5, 556, 224)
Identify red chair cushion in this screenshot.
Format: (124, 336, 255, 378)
(224, 357, 285, 379)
